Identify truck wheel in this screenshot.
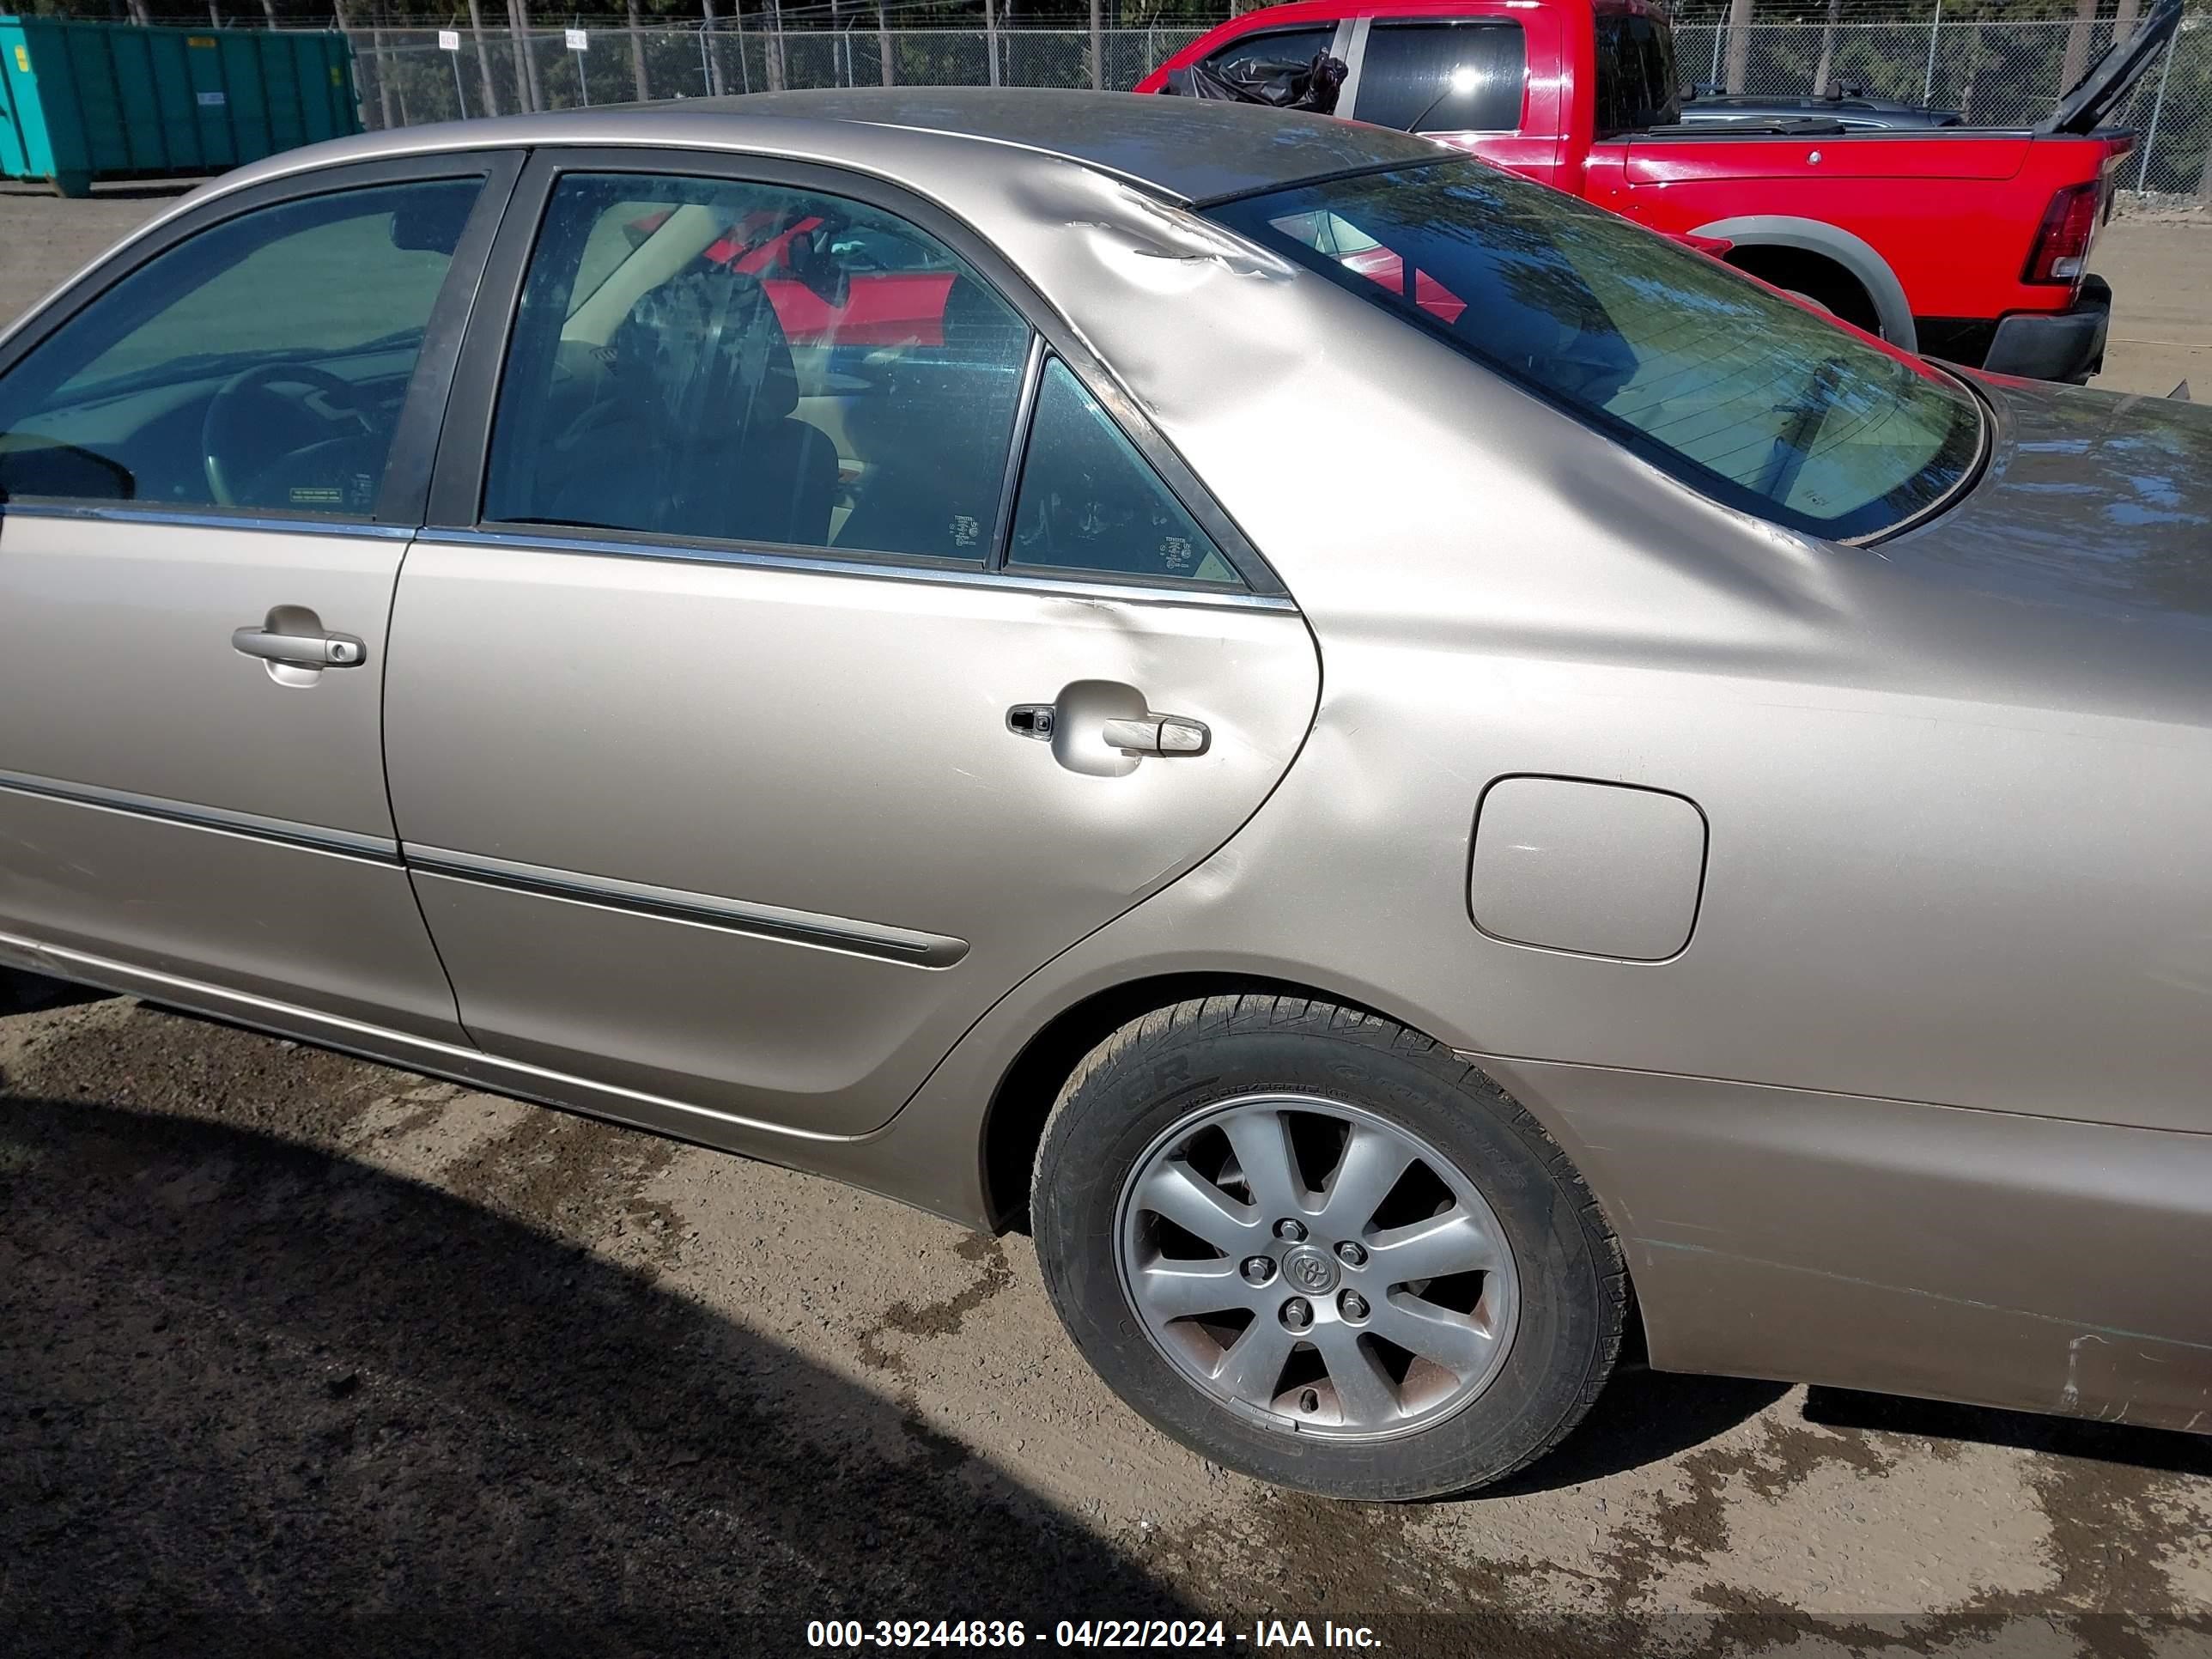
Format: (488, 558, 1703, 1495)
(1030, 994, 1627, 1501)
(1729, 247, 1883, 337)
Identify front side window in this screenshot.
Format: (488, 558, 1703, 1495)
(1356, 21, 1528, 134)
(1209, 162, 1982, 541)
(1008, 358, 1242, 587)
(483, 173, 1031, 562)
(0, 178, 481, 513)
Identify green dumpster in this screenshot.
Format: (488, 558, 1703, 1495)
(0, 15, 360, 198)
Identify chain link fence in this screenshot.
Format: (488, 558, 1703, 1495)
(348, 24, 1206, 130)
(347, 14, 2208, 201)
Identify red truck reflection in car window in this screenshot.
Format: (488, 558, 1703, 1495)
(1339, 245, 1468, 325)
(626, 207, 955, 347)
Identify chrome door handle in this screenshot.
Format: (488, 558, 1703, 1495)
(1008, 683, 1207, 776)
(232, 625, 367, 668)
(1101, 715, 1210, 757)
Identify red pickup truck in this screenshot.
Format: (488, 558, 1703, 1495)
(1139, 0, 2178, 383)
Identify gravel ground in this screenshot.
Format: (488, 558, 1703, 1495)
(3, 183, 2210, 1659)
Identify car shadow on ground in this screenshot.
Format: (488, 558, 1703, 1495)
(1803, 1384, 2212, 1478)
(1479, 1364, 1791, 1498)
(0, 1091, 1196, 1658)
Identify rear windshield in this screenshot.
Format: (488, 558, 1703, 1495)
(1206, 161, 1984, 542)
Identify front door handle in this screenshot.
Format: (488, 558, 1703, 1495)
(1101, 715, 1210, 757)
(232, 623, 367, 669)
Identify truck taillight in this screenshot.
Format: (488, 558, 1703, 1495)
(2024, 180, 2101, 285)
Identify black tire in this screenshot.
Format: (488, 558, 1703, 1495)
(1030, 993, 1626, 1501)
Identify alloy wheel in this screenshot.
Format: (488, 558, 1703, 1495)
(1113, 1092, 1519, 1440)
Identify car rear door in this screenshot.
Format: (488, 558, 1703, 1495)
(0, 153, 518, 1039)
(382, 151, 1320, 1139)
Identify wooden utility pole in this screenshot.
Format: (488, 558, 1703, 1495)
(2113, 0, 2142, 43)
(627, 0, 649, 101)
(466, 0, 501, 114)
(1090, 0, 1103, 89)
(1812, 0, 1840, 97)
(984, 0, 999, 87)
(878, 0, 894, 86)
(1723, 0, 1753, 94)
(2060, 0, 2100, 95)
(503, 0, 536, 110)
(370, 25, 399, 127)
(701, 0, 727, 94)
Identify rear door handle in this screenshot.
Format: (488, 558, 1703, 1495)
(232, 625, 367, 668)
(1101, 715, 1209, 757)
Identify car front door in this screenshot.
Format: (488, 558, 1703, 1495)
(383, 154, 1321, 1137)
(0, 154, 517, 1039)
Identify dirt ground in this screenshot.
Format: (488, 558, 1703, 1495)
(3, 185, 2211, 1658)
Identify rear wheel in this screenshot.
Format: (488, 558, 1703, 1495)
(1030, 994, 1626, 1500)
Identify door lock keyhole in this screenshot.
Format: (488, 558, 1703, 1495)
(1006, 704, 1056, 740)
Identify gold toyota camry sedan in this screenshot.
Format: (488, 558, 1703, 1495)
(3, 91, 2209, 1500)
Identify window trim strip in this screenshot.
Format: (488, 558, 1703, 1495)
(413, 526, 1297, 613)
(0, 502, 416, 540)
(988, 332, 1048, 574)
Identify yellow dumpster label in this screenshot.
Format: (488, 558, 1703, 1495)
(13, 46, 28, 72)
(187, 35, 216, 48)
(330, 65, 343, 85)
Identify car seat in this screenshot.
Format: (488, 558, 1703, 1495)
(548, 263, 837, 548)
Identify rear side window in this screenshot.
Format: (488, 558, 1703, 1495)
(1007, 358, 1242, 587)
(0, 179, 480, 514)
(483, 172, 1031, 562)
(1356, 21, 1527, 134)
(1594, 14, 1682, 133)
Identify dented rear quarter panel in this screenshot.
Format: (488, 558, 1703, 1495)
(883, 169, 2212, 1430)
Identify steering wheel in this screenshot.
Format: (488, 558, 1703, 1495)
(201, 362, 367, 507)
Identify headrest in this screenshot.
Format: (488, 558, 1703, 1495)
(939, 276, 1012, 353)
(611, 264, 799, 431)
